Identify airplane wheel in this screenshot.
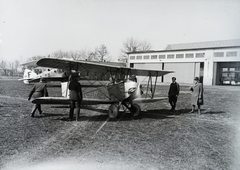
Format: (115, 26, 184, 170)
(108, 104, 119, 118)
(131, 103, 141, 117)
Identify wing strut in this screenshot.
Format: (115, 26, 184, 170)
(145, 71, 158, 99)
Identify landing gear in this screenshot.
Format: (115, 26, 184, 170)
(108, 104, 119, 118)
(108, 103, 141, 118)
(130, 103, 141, 117)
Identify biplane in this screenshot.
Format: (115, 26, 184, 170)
(32, 58, 173, 118)
(18, 60, 66, 84)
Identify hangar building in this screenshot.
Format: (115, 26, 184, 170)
(127, 39, 240, 85)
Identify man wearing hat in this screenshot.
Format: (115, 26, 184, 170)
(190, 77, 204, 114)
(168, 77, 180, 111)
(68, 73, 82, 121)
(28, 78, 48, 117)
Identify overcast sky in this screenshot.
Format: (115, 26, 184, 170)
(0, 0, 240, 63)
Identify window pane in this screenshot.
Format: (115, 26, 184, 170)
(144, 55, 150, 59)
(137, 56, 142, 60)
(167, 54, 174, 59)
(159, 55, 166, 59)
(229, 73, 235, 78)
(176, 54, 184, 58)
(130, 56, 135, 60)
(151, 55, 157, 59)
(222, 73, 228, 77)
(185, 53, 194, 58)
(222, 68, 228, 72)
(226, 51, 237, 57)
(196, 53, 205, 58)
(214, 52, 224, 57)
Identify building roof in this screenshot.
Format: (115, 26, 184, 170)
(127, 39, 240, 55)
(165, 39, 240, 51)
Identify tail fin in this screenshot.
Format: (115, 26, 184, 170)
(22, 69, 31, 84)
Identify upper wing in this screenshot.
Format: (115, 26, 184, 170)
(37, 58, 173, 77)
(32, 97, 117, 105)
(28, 77, 69, 83)
(20, 60, 38, 66)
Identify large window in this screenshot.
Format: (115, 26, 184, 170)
(136, 56, 142, 60)
(185, 53, 194, 58)
(214, 52, 224, 57)
(159, 55, 166, 59)
(144, 55, 150, 59)
(176, 54, 184, 58)
(167, 54, 174, 59)
(130, 56, 135, 60)
(151, 55, 157, 59)
(226, 51, 237, 57)
(196, 53, 205, 58)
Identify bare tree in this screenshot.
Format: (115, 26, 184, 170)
(90, 45, 111, 62)
(0, 60, 7, 75)
(119, 37, 152, 62)
(27, 55, 45, 62)
(51, 50, 67, 59)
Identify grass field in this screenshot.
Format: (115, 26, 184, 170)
(0, 80, 240, 170)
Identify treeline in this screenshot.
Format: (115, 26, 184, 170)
(0, 38, 151, 76)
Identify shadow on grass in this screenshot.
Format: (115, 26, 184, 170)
(203, 111, 225, 114)
(55, 108, 182, 122)
(31, 107, 226, 121)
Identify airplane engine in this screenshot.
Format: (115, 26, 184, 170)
(107, 80, 142, 102)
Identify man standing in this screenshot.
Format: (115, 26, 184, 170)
(168, 77, 180, 111)
(28, 78, 48, 117)
(68, 73, 82, 121)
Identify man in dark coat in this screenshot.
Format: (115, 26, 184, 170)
(28, 78, 48, 117)
(68, 73, 83, 121)
(190, 77, 204, 114)
(168, 77, 180, 111)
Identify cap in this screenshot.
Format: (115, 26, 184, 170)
(194, 77, 199, 81)
(72, 72, 79, 78)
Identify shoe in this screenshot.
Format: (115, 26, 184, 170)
(39, 111, 42, 114)
(31, 113, 34, 117)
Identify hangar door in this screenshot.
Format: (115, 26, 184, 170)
(164, 63, 201, 84)
(133, 63, 163, 83)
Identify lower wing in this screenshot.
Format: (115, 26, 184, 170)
(133, 97, 168, 104)
(32, 97, 118, 105)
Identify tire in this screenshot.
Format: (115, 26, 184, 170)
(131, 103, 141, 117)
(108, 104, 119, 118)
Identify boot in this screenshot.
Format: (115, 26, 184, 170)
(75, 108, 80, 121)
(198, 105, 201, 115)
(198, 109, 201, 115)
(69, 107, 74, 121)
(189, 106, 195, 113)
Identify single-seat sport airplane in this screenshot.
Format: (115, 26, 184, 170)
(18, 60, 66, 84)
(32, 58, 173, 118)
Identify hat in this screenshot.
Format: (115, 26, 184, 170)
(40, 78, 46, 82)
(194, 77, 199, 81)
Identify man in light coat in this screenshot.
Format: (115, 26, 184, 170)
(190, 77, 204, 114)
